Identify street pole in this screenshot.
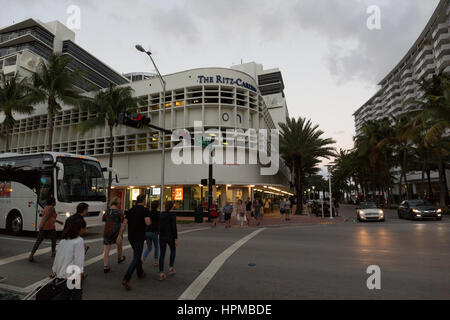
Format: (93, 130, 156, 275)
(328, 166, 333, 220)
(208, 148, 213, 222)
(136, 45, 166, 213)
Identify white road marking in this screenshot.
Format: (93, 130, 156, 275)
(0, 236, 113, 267)
(1, 227, 210, 295)
(0, 236, 51, 244)
(178, 228, 265, 300)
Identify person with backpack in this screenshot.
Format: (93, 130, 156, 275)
(158, 201, 178, 281)
(118, 194, 151, 291)
(29, 197, 63, 262)
(102, 197, 126, 273)
(142, 200, 160, 267)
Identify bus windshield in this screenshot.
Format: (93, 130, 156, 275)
(57, 157, 106, 202)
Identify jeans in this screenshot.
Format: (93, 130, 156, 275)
(159, 239, 176, 273)
(31, 230, 57, 254)
(123, 241, 144, 281)
(143, 232, 159, 260)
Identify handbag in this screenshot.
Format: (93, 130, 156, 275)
(36, 278, 67, 300)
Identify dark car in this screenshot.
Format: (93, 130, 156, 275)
(398, 200, 443, 221)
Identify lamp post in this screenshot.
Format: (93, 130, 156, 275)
(312, 186, 316, 200)
(326, 165, 333, 220)
(136, 44, 166, 213)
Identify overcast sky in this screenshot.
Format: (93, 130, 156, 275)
(1, 0, 441, 157)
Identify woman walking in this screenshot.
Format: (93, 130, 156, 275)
(142, 200, 160, 267)
(245, 198, 252, 227)
(29, 197, 63, 262)
(236, 200, 246, 228)
(52, 219, 85, 300)
(102, 197, 126, 273)
(158, 201, 178, 281)
(210, 201, 219, 227)
(254, 199, 263, 226)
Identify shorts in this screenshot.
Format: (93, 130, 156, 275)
(224, 213, 232, 221)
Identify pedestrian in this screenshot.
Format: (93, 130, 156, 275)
(158, 201, 178, 281)
(29, 197, 63, 262)
(118, 194, 151, 291)
(142, 200, 160, 267)
(254, 199, 262, 226)
(245, 197, 252, 227)
(102, 197, 126, 273)
(333, 198, 340, 217)
(51, 219, 85, 300)
(64, 203, 88, 237)
(236, 200, 246, 228)
(222, 202, 234, 229)
(263, 199, 270, 217)
(291, 196, 297, 216)
(210, 201, 219, 227)
(279, 198, 286, 222)
(285, 198, 292, 221)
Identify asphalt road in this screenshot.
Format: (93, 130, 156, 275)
(0, 205, 449, 300)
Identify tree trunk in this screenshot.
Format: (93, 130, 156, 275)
(443, 161, 449, 206)
(295, 159, 303, 214)
(107, 125, 114, 213)
(4, 128, 9, 153)
(47, 97, 55, 151)
(421, 165, 425, 200)
(437, 144, 447, 209)
(426, 169, 433, 200)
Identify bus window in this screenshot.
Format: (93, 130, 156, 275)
(39, 174, 53, 207)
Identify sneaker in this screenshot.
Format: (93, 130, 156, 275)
(159, 273, 166, 281)
(168, 268, 177, 276)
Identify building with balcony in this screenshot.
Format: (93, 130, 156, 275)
(0, 20, 292, 211)
(354, 0, 450, 136)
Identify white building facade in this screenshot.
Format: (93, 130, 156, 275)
(0, 19, 292, 211)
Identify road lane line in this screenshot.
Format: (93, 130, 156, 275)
(178, 228, 265, 300)
(0, 236, 111, 267)
(19, 227, 210, 294)
(0, 236, 52, 244)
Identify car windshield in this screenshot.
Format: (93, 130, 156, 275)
(409, 200, 433, 207)
(360, 202, 377, 209)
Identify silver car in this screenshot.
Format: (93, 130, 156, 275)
(357, 202, 385, 222)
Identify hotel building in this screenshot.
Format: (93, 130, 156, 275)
(0, 19, 292, 211)
(353, 0, 450, 198)
(354, 0, 450, 136)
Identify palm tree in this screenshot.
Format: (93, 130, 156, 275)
(405, 72, 450, 208)
(279, 117, 336, 214)
(32, 53, 85, 151)
(0, 73, 36, 152)
(77, 84, 140, 209)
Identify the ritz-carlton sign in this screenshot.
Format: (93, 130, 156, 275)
(197, 75, 258, 93)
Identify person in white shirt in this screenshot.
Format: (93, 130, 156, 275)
(51, 219, 85, 300)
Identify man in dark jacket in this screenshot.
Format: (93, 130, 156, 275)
(118, 194, 151, 291)
(158, 201, 178, 281)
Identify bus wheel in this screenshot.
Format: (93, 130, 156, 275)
(7, 211, 23, 235)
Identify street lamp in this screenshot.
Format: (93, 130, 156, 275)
(326, 165, 333, 220)
(136, 44, 166, 213)
(312, 186, 316, 200)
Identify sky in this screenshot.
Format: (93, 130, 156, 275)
(1, 0, 441, 158)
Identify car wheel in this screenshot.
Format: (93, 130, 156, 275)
(7, 211, 23, 235)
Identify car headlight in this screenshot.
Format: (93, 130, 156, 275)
(65, 212, 71, 218)
(437, 209, 442, 213)
(378, 210, 384, 215)
(413, 209, 421, 214)
(359, 210, 365, 215)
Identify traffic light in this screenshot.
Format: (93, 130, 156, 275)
(119, 113, 151, 129)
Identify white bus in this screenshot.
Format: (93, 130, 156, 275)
(0, 152, 118, 235)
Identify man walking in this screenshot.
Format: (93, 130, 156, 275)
(118, 194, 151, 291)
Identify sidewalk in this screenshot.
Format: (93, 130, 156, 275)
(177, 212, 345, 227)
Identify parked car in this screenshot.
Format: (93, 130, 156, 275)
(398, 200, 442, 221)
(356, 202, 385, 222)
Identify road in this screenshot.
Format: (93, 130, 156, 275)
(0, 205, 449, 300)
